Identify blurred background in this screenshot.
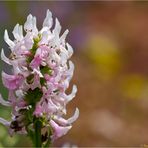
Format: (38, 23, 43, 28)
(0, 1, 148, 147)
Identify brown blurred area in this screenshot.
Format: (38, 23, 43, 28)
(1, 1, 148, 147)
(59, 2, 148, 147)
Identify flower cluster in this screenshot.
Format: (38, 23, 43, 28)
(0, 10, 79, 145)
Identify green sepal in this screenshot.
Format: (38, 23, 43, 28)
(40, 65, 52, 75)
(40, 77, 46, 86)
(26, 74, 34, 84)
(26, 35, 41, 63)
(25, 88, 43, 107)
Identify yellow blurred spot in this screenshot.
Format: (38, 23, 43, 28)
(86, 35, 122, 80)
(121, 74, 146, 99)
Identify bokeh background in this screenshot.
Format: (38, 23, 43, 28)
(0, 1, 148, 147)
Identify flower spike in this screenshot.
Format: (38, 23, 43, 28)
(0, 9, 79, 147)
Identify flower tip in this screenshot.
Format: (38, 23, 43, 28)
(73, 85, 78, 94)
(60, 29, 69, 41)
(27, 14, 33, 19)
(24, 14, 37, 32)
(55, 18, 60, 26)
(4, 30, 14, 48)
(67, 108, 79, 124)
(66, 43, 74, 57)
(54, 18, 61, 34)
(1, 48, 10, 64)
(4, 29, 7, 35)
(42, 9, 53, 29)
(4, 29, 8, 40)
(47, 9, 52, 16)
(75, 108, 79, 119)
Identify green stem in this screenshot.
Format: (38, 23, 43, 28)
(34, 119, 42, 147)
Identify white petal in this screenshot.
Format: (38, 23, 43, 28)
(60, 53, 67, 65)
(50, 18, 61, 47)
(43, 9, 53, 28)
(1, 48, 11, 65)
(53, 108, 79, 126)
(18, 25, 23, 39)
(32, 68, 43, 78)
(67, 61, 74, 79)
(67, 108, 79, 124)
(53, 116, 68, 126)
(4, 30, 15, 48)
(11, 60, 22, 74)
(0, 94, 10, 106)
(13, 24, 23, 40)
(12, 24, 20, 40)
(0, 117, 10, 126)
(15, 90, 24, 98)
(40, 31, 49, 44)
(32, 16, 36, 27)
(32, 16, 38, 32)
(64, 85, 77, 103)
(24, 14, 33, 32)
(60, 29, 69, 42)
(54, 18, 61, 35)
(66, 43, 73, 58)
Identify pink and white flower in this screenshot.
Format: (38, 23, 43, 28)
(0, 9, 79, 141)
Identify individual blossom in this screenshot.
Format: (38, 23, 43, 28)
(0, 9, 79, 147)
